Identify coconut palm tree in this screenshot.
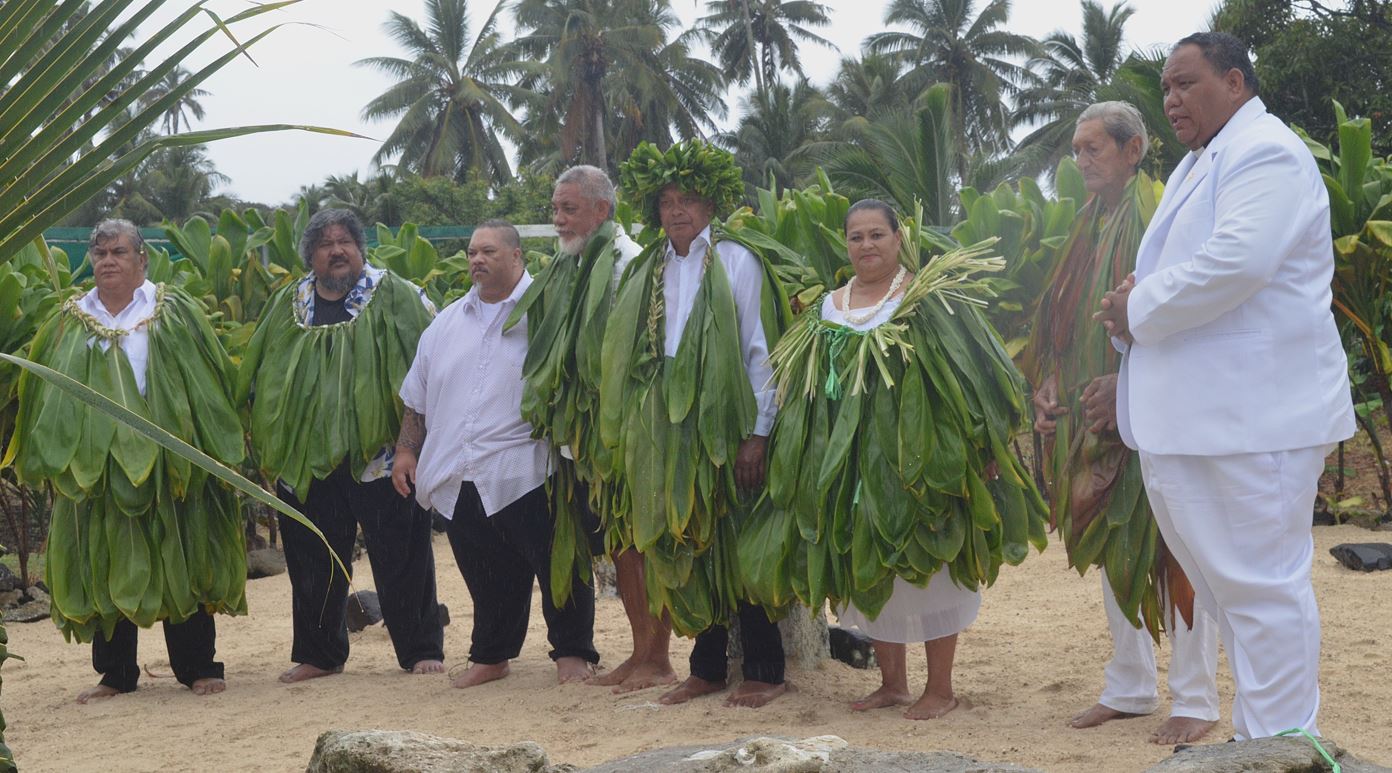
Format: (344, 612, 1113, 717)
(697, 0, 836, 94)
(1010, 0, 1134, 172)
(865, 0, 1038, 182)
(356, 0, 527, 184)
(144, 145, 230, 222)
(825, 53, 912, 136)
(719, 78, 831, 194)
(511, 0, 726, 172)
(139, 67, 211, 134)
(822, 84, 958, 225)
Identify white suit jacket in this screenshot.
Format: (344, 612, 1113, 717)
(1117, 97, 1355, 456)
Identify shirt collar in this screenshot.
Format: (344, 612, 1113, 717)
(84, 279, 156, 318)
(462, 270, 532, 314)
(665, 225, 713, 263)
(1198, 96, 1266, 159)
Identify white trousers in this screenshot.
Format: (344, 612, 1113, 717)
(1138, 446, 1331, 740)
(1098, 569, 1220, 720)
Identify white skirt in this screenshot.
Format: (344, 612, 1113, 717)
(836, 572, 981, 644)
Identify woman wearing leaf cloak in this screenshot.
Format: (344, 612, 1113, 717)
(746, 199, 1048, 719)
(602, 140, 796, 707)
(12, 220, 245, 701)
(1022, 102, 1219, 744)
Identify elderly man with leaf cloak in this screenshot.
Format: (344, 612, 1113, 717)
(237, 208, 445, 684)
(1024, 101, 1219, 745)
(503, 166, 655, 689)
(600, 140, 797, 708)
(12, 219, 246, 702)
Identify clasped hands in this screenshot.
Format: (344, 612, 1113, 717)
(1033, 373, 1118, 437)
(1092, 272, 1135, 345)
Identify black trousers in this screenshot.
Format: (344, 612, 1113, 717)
(93, 609, 222, 693)
(446, 482, 599, 666)
(690, 602, 785, 684)
(277, 463, 445, 671)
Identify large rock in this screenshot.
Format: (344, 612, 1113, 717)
(247, 548, 288, 579)
(346, 591, 383, 633)
(306, 730, 568, 773)
(4, 587, 50, 623)
(1145, 736, 1391, 773)
(579, 736, 1041, 773)
(0, 564, 19, 592)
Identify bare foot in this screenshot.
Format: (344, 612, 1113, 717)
(725, 680, 792, 708)
(76, 684, 123, 704)
(1069, 702, 1147, 729)
(904, 692, 958, 720)
(589, 656, 637, 687)
(613, 660, 678, 694)
(411, 659, 445, 675)
(1150, 716, 1217, 745)
(556, 656, 595, 684)
(190, 677, 226, 696)
(451, 662, 509, 689)
(279, 663, 343, 684)
(657, 675, 726, 705)
(850, 684, 913, 711)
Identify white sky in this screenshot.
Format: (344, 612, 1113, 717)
(135, 0, 1220, 204)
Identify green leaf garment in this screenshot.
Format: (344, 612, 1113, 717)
(236, 270, 432, 501)
(13, 285, 247, 642)
(598, 224, 794, 637)
(1020, 173, 1192, 637)
(505, 221, 625, 604)
(740, 244, 1049, 621)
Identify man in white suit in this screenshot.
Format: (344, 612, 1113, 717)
(1095, 32, 1355, 741)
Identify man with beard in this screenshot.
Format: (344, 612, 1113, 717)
(239, 208, 446, 684)
(395, 220, 600, 688)
(506, 166, 662, 691)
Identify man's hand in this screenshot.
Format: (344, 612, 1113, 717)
(735, 435, 768, 491)
(1080, 374, 1119, 434)
(1032, 374, 1068, 436)
(391, 449, 418, 498)
(1094, 273, 1136, 344)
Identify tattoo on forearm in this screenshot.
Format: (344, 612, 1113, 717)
(397, 408, 426, 454)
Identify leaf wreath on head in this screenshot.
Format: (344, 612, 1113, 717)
(618, 139, 745, 229)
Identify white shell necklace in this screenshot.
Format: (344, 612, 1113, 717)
(838, 266, 906, 325)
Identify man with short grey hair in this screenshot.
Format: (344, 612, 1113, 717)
(506, 166, 654, 690)
(241, 208, 447, 685)
(1030, 101, 1221, 745)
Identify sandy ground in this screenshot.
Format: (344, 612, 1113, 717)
(3, 523, 1388, 773)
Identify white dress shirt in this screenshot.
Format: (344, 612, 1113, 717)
(77, 279, 158, 395)
(663, 226, 776, 435)
(399, 272, 550, 518)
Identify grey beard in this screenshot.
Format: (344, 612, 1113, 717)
(318, 270, 360, 296)
(559, 226, 601, 256)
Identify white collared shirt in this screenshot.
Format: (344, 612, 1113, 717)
(77, 280, 158, 395)
(663, 226, 775, 435)
(399, 272, 549, 517)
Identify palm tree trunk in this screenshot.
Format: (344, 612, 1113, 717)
(589, 86, 608, 171)
(740, 0, 764, 97)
